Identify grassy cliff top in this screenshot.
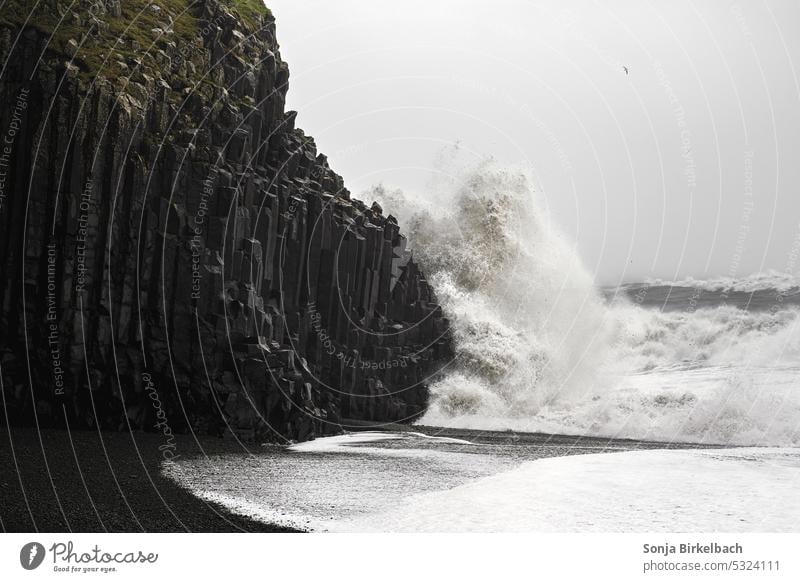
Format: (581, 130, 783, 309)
(222, 0, 271, 27)
(0, 0, 272, 82)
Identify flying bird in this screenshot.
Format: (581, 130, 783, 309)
(623, 66, 629, 76)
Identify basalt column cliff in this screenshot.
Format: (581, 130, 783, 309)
(0, 0, 452, 442)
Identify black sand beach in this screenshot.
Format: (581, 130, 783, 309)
(0, 427, 296, 532)
(1, 424, 710, 533)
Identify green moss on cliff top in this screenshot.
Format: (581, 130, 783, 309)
(223, 0, 271, 28)
(0, 0, 272, 81)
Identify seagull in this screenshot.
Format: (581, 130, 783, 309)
(623, 65, 629, 75)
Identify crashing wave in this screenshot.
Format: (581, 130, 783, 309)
(368, 157, 800, 446)
(639, 271, 800, 293)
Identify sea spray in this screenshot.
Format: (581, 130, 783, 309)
(369, 156, 800, 446)
(369, 157, 613, 421)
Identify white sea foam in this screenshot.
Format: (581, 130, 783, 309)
(370, 157, 800, 446)
(288, 431, 472, 453)
(640, 271, 800, 293)
(332, 448, 800, 532)
(288, 432, 406, 453)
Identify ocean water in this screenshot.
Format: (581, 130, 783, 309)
(163, 431, 800, 532)
(331, 446, 800, 533)
(165, 160, 800, 531)
(370, 160, 800, 447)
(419, 281, 800, 446)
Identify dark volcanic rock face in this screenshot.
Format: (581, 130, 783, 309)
(0, 0, 452, 443)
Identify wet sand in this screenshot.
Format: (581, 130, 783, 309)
(161, 425, 712, 531)
(1, 424, 711, 532)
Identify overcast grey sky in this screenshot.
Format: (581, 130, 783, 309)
(268, 0, 800, 284)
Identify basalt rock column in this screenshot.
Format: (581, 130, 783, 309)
(0, 0, 452, 442)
